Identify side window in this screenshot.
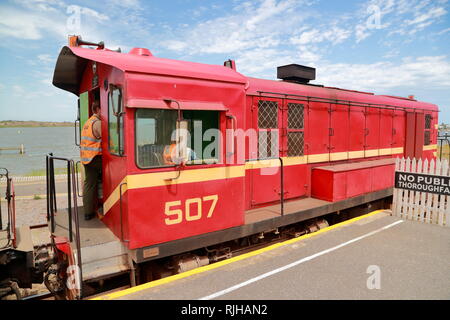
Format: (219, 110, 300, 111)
(135, 109, 219, 168)
(287, 103, 304, 156)
(424, 114, 432, 146)
(258, 100, 278, 159)
(108, 86, 124, 155)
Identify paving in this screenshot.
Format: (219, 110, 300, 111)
(110, 211, 450, 300)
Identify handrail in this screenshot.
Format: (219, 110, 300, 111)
(46, 154, 83, 299)
(255, 90, 437, 113)
(279, 157, 284, 216)
(0, 168, 16, 249)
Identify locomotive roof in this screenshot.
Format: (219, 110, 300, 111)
(52, 45, 438, 112)
(246, 77, 438, 112)
(53, 46, 247, 95)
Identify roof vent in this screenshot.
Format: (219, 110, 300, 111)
(129, 47, 152, 56)
(277, 64, 316, 84)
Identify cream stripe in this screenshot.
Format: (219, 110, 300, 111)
(330, 152, 348, 161)
(103, 177, 128, 214)
(307, 153, 329, 163)
(423, 144, 437, 151)
(103, 147, 405, 214)
(348, 150, 365, 159)
(379, 148, 392, 156)
(365, 149, 379, 157)
(128, 166, 245, 189)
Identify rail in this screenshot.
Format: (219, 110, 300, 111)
(255, 91, 436, 113)
(46, 154, 83, 299)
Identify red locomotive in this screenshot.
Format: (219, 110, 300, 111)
(0, 36, 438, 299)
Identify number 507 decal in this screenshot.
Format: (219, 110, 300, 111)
(164, 195, 218, 225)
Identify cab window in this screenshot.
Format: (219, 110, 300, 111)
(135, 109, 219, 168)
(108, 87, 124, 155)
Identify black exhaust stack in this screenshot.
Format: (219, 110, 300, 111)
(277, 64, 316, 84)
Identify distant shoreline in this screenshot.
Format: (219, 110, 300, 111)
(0, 120, 74, 128)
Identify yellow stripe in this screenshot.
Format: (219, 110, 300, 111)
(423, 144, 437, 151)
(103, 177, 128, 214)
(307, 153, 329, 163)
(245, 156, 307, 169)
(379, 148, 392, 156)
(103, 147, 405, 214)
(128, 166, 245, 189)
(365, 149, 379, 157)
(330, 152, 348, 161)
(91, 209, 387, 300)
(348, 150, 365, 159)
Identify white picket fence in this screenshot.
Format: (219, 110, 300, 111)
(393, 157, 450, 227)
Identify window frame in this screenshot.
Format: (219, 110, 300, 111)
(286, 102, 305, 157)
(424, 113, 432, 146)
(107, 85, 125, 156)
(257, 99, 280, 160)
(134, 108, 221, 170)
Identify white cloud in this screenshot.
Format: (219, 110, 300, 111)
(161, 0, 312, 55)
(290, 27, 351, 45)
(0, 6, 66, 40)
(318, 55, 450, 92)
(438, 27, 450, 34)
(355, 0, 449, 41)
(37, 54, 53, 63)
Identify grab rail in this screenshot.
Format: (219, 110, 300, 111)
(279, 157, 284, 216)
(0, 168, 16, 249)
(46, 154, 83, 299)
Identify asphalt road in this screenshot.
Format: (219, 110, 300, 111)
(5, 179, 70, 199)
(115, 212, 450, 300)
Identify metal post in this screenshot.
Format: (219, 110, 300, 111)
(51, 159, 57, 213)
(46, 155, 50, 222)
(49, 158, 55, 233)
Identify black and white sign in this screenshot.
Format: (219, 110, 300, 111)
(395, 171, 450, 196)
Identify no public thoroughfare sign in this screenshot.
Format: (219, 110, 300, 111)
(395, 171, 450, 196)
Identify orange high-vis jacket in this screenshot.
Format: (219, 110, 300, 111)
(163, 144, 176, 165)
(80, 115, 102, 165)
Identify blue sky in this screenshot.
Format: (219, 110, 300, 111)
(0, 0, 449, 122)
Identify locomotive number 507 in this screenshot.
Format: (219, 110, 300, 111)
(164, 195, 219, 225)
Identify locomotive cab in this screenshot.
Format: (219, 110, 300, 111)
(52, 36, 247, 259)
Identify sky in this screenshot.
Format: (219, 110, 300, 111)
(0, 0, 449, 123)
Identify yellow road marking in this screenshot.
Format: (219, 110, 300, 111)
(91, 209, 387, 300)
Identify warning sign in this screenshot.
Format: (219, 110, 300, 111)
(395, 171, 450, 196)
